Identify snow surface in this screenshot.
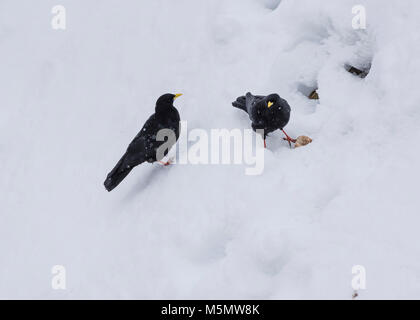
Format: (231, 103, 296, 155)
(1, 0, 420, 299)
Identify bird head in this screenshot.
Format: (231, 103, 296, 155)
(156, 93, 183, 106)
(265, 94, 280, 109)
(155, 93, 182, 113)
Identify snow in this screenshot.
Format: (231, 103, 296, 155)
(1, 0, 420, 299)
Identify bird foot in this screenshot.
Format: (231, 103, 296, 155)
(281, 129, 296, 148)
(264, 140, 267, 149)
(159, 160, 172, 166)
(283, 137, 297, 148)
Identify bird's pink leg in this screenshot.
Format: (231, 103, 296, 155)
(282, 129, 296, 148)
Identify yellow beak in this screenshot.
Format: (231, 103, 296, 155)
(174, 93, 183, 100)
(267, 101, 274, 108)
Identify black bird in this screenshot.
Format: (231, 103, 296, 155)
(232, 92, 295, 148)
(104, 93, 182, 192)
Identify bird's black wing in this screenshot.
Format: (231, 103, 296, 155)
(104, 110, 179, 192)
(246, 94, 267, 126)
(103, 114, 163, 191)
(232, 93, 265, 113)
(127, 111, 179, 163)
(103, 116, 155, 191)
(126, 114, 163, 164)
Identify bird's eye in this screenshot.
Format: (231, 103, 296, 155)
(267, 101, 274, 108)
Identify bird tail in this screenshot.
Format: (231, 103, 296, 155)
(104, 154, 133, 192)
(232, 95, 247, 113)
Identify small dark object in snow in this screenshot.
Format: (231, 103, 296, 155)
(232, 92, 296, 148)
(104, 93, 182, 192)
(345, 64, 370, 78)
(308, 90, 319, 100)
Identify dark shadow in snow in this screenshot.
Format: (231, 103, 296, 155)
(263, 0, 282, 10)
(297, 83, 319, 100)
(345, 63, 371, 79)
(121, 164, 169, 202)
